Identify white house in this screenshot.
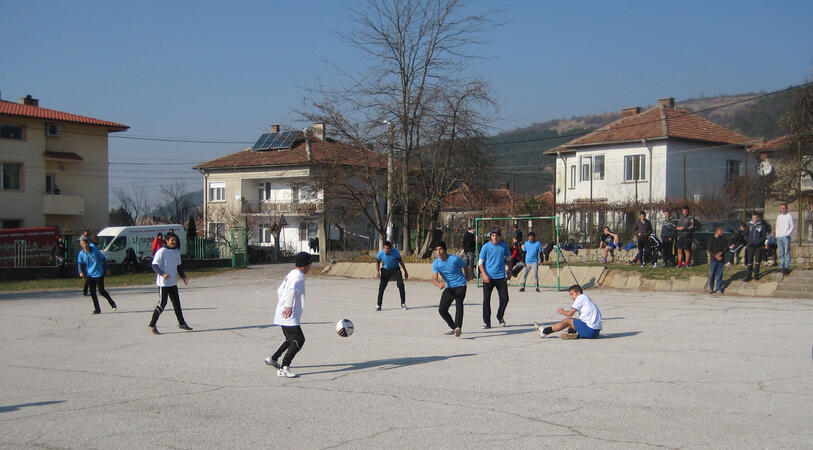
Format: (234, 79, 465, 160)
(194, 124, 382, 255)
(546, 97, 754, 231)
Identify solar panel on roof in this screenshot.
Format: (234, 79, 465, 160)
(251, 130, 299, 151)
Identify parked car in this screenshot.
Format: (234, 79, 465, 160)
(691, 220, 742, 251)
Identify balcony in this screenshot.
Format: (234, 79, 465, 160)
(43, 193, 85, 215)
(241, 200, 323, 215)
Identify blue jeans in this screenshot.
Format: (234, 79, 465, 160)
(777, 236, 791, 269)
(709, 259, 724, 292)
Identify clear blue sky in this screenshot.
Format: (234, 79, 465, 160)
(2, 0, 812, 202)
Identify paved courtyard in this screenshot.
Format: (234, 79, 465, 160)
(1, 264, 812, 449)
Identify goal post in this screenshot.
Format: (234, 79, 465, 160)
(474, 215, 565, 291)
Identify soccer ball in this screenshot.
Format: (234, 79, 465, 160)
(336, 319, 354, 337)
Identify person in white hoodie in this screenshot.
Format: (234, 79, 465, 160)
(265, 252, 312, 378)
(775, 203, 795, 274)
(148, 232, 191, 335)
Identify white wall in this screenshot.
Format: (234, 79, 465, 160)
(665, 141, 750, 202)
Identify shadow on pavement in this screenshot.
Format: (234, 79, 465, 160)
(170, 321, 332, 334)
(298, 353, 476, 375)
(0, 400, 65, 413)
(598, 331, 641, 339)
(462, 324, 536, 340)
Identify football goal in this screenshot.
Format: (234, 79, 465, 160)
(474, 215, 568, 291)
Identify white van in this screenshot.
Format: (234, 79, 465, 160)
(96, 225, 186, 263)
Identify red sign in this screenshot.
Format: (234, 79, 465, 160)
(0, 227, 59, 267)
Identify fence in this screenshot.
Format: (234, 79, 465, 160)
(0, 240, 55, 268)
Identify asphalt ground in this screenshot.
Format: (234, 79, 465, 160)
(1, 264, 812, 449)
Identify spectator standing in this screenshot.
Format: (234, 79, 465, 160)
(52, 235, 67, 277)
(462, 226, 476, 275)
(513, 222, 522, 243)
(726, 222, 746, 266)
(775, 203, 795, 274)
(508, 236, 524, 277)
(707, 225, 729, 294)
(660, 210, 678, 267)
(675, 206, 696, 268)
(632, 212, 653, 267)
(151, 232, 165, 256)
(744, 212, 767, 282)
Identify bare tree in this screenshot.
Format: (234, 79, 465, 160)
(766, 82, 813, 204)
(159, 180, 193, 225)
(309, 0, 499, 254)
(113, 184, 151, 225)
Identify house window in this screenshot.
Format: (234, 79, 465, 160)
(1, 219, 22, 229)
(624, 155, 645, 182)
(569, 165, 576, 189)
(207, 222, 225, 240)
(581, 156, 591, 182)
(0, 163, 22, 190)
(0, 125, 23, 140)
(208, 181, 225, 202)
(46, 173, 56, 194)
(258, 224, 273, 244)
(593, 155, 605, 180)
(726, 160, 740, 183)
(292, 186, 300, 204)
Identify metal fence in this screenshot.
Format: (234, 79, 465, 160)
(0, 240, 54, 268)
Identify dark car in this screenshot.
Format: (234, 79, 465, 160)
(691, 220, 742, 251)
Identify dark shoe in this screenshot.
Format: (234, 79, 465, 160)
(744, 277, 752, 282)
(481, 323, 491, 329)
(111, 303, 117, 311)
(149, 326, 160, 335)
(375, 306, 381, 311)
(92, 311, 101, 315)
(264, 356, 280, 369)
(179, 323, 193, 331)
(709, 291, 716, 295)
(535, 288, 540, 292)
(519, 287, 525, 292)
(499, 320, 507, 327)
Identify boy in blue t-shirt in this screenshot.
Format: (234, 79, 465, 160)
(77, 236, 117, 314)
(432, 241, 471, 337)
(519, 232, 543, 292)
(375, 241, 409, 311)
(478, 227, 511, 328)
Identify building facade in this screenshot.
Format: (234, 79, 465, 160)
(0, 94, 128, 232)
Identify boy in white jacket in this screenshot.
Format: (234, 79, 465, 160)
(265, 252, 312, 378)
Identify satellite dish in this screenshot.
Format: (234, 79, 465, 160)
(756, 160, 773, 176)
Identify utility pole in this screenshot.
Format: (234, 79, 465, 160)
(384, 120, 394, 247)
(743, 146, 749, 222)
(798, 140, 803, 242)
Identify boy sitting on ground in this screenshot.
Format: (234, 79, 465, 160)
(534, 284, 602, 339)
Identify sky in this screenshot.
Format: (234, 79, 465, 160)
(2, 0, 813, 206)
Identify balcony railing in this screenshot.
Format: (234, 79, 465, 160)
(241, 200, 323, 215)
(43, 193, 85, 215)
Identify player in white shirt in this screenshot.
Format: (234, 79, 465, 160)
(265, 252, 312, 378)
(148, 233, 191, 335)
(534, 284, 602, 339)
(775, 203, 795, 274)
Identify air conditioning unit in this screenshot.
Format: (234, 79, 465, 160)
(45, 123, 61, 137)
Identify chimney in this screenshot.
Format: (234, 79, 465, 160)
(304, 128, 312, 161)
(20, 94, 39, 107)
(622, 106, 640, 117)
(311, 122, 325, 141)
(657, 97, 675, 108)
(270, 124, 280, 133)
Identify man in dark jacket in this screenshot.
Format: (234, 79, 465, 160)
(675, 205, 697, 268)
(462, 226, 476, 274)
(744, 212, 767, 281)
(660, 210, 678, 267)
(707, 225, 730, 294)
(726, 222, 746, 266)
(632, 212, 653, 267)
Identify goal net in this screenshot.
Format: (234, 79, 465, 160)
(474, 215, 565, 291)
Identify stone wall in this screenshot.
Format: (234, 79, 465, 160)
(566, 246, 813, 267)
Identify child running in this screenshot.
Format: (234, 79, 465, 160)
(534, 284, 602, 339)
(265, 252, 313, 378)
(77, 235, 117, 314)
(148, 232, 192, 334)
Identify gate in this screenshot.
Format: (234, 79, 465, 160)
(229, 227, 248, 268)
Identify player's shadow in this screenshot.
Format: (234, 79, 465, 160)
(463, 324, 537, 340)
(183, 321, 332, 334)
(113, 307, 217, 314)
(0, 400, 64, 413)
(299, 353, 475, 375)
(598, 331, 640, 339)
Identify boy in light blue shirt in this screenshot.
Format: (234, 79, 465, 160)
(478, 227, 511, 328)
(520, 232, 543, 292)
(375, 241, 409, 310)
(432, 241, 471, 337)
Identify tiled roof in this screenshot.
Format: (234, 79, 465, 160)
(194, 135, 387, 170)
(545, 104, 750, 154)
(0, 100, 128, 131)
(43, 151, 83, 161)
(750, 135, 791, 152)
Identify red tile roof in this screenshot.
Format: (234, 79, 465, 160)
(545, 104, 750, 154)
(193, 135, 387, 170)
(750, 135, 791, 152)
(0, 100, 128, 131)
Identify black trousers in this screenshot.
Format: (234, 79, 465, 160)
(482, 278, 509, 327)
(377, 268, 405, 306)
(83, 276, 90, 295)
(272, 325, 305, 367)
(149, 285, 187, 326)
(661, 238, 675, 266)
(745, 245, 763, 279)
(87, 276, 116, 313)
(636, 236, 650, 264)
(439, 285, 466, 330)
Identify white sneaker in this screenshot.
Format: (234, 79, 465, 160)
(265, 356, 279, 369)
(277, 366, 297, 378)
(534, 321, 546, 339)
(653, 263, 659, 268)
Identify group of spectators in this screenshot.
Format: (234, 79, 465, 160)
(599, 203, 796, 290)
